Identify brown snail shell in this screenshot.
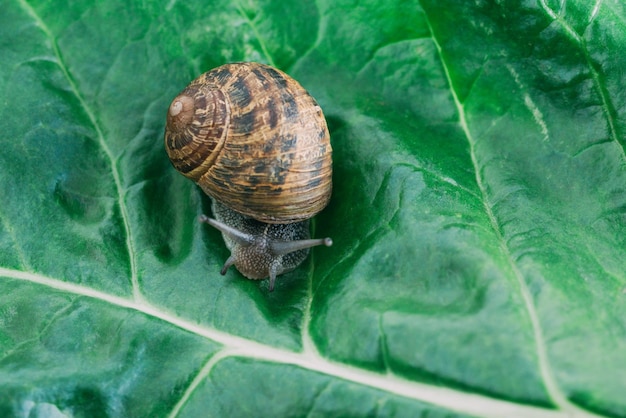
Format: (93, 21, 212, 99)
(164, 62, 332, 224)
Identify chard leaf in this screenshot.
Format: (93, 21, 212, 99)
(0, 0, 624, 417)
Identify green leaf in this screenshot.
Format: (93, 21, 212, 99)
(1, 0, 625, 417)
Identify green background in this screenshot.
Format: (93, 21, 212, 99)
(1, 0, 625, 417)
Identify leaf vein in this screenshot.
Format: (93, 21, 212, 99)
(0, 266, 577, 418)
(16, 0, 142, 301)
(168, 349, 235, 418)
(302, 236, 322, 357)
(420, 3, 582, 414)
(234, 1, 277, 67)
(538, 0, 626, 162)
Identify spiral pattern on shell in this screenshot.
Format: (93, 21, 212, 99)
(164, 62, 332, 224)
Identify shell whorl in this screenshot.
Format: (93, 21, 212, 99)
(164, 62, 332, 224)
(164, 77, 229, 182)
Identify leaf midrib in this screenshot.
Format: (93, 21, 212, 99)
(0, 266, 572, 418)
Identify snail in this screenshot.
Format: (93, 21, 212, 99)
(164, 62, 332, 291)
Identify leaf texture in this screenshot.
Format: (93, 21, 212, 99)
(0, 0, 625, 417)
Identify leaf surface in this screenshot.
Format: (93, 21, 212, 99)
(0, 0, 625, 417)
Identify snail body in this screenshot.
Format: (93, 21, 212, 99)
(164, 62, 332, 291)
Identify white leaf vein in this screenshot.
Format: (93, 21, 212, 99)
(17, 0, 142, 301)
(0, 267, 575, 418)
